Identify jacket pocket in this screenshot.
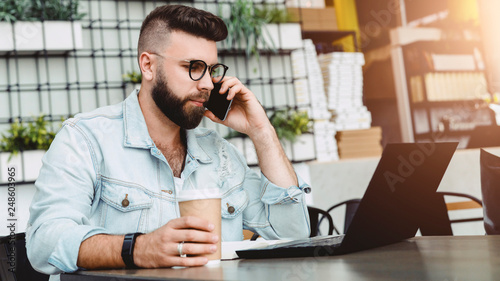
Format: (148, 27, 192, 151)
(221, 188, 248, 219)
(101, 180, 153, 211)
(100, 179, 153, 232)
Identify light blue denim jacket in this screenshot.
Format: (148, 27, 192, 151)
(26, 90, 311, 278)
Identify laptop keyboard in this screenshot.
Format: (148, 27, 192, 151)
(267, 234, 345, 249)
(236, 234, 347, 259)
(309, 234, 345, 247)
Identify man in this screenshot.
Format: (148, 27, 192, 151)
(27, 4, 310, 278)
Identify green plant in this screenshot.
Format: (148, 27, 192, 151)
(0, 0, 27, 22)
(255, 5, 297, 24)
(270, 109, 311, 143)
(0, 0, 85, 22)
(122, 71, 142, 84)
(222, 0, 276, 58)
(0, 115, 57, 157)
(32, 0, 86, 21)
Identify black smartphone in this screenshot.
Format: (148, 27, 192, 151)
(205, 82, 232, 121)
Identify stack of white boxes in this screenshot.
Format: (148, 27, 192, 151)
(318, 52, 371, 131)
(313, 120, 339, 162)
(291, 39, 339, 162)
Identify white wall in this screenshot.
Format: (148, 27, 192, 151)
(0, 183, 36, 236)
(479, 0, 500, 93)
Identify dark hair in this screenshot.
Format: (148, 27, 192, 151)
(138, 5, 228, 57)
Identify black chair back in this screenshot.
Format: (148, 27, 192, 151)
(480, 149, 500, 234)
(307, 206, 334, 237)
(419, 192, 482, 236)
(0, 233, 49, 281)
(323, 199, 361, 235)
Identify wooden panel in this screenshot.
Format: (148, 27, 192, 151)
(242, 230, 256, 240)
(446, 200, 482, 211)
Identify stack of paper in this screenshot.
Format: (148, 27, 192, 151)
(291, 39, 338, 162)
(313, 120, 339, 162)
(336, 127, 383, 159)
(431, 54, 476, 71)
(318, 52, 372, 131)
(422, 72, 488, 102)
(332, 107, 372, 131)
(291, 39, 331, 120)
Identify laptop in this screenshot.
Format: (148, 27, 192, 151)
(237, 142, 458, 259)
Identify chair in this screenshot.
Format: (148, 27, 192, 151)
(0, 232, 49, 281)
(480, 148, 500, 234)
(438, 192, 483, 223)
(307, 206, 334, 237)
(420, 192, 483, 236)
(320, 199, 362, 235)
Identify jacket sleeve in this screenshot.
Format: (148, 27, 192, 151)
(26, 123, 109, 275)
(234, 147, 311, 240)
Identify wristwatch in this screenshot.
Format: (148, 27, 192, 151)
(121, 232, 143, 268)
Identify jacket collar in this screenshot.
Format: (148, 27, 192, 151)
(186, 129, 212, 163)
(123, 90, 155, 149)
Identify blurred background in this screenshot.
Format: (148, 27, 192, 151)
(0, 0, 497, 236)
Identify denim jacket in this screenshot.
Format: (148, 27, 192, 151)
(26, 90, 311, 278)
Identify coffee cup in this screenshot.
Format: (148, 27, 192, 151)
(177, 188, 221, 263)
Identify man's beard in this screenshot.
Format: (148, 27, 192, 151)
(151, 70, 208, 129)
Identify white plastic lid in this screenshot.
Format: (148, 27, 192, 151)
(176, 188, 221, 202)
(205, 259, 221, 266)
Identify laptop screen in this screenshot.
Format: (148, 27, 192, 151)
(338, 142, 458, 253)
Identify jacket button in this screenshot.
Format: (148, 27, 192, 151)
(122, 194, 130, 207)
(228, 205, 235, 214)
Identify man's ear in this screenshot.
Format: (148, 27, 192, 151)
(139, 52, 155, 81)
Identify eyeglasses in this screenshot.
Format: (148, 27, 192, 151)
(151, 53, 228, 83)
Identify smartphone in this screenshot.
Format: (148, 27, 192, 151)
(205, 82, 232, 121)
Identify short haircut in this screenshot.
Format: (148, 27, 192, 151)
(137, 5, 228, 59)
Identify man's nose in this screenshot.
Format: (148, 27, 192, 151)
(198, 71, 214, 91)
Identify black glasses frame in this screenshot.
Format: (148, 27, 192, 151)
(150, 53, 229, 83)
(188, 60, 229, 83)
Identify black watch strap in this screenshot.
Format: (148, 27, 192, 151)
(121, 232, 143, 269)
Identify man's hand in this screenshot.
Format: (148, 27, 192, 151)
(204, 76, 298, 188)
(77, 216, 218, 269)
(134, 216, 219, 268)
(204, 76, 273, 140)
